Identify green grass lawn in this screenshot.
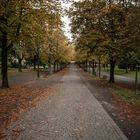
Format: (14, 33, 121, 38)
(124, 71, 140, 78)
(0, 68, 33, 79)
(104, 67, 140, 78)
(112, 87, 140, 106)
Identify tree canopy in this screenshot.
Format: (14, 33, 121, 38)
(0, 0, 73, 88)
(69, 0, 140, 83)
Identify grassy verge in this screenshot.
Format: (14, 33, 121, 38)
(111, 87, 140, 106)
(0, 68, 33, 79)
(124, 71, 140, 78)
(99, 74, 140, 106)
(104, 67, 140, 78)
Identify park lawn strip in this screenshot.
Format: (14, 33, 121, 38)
(96, 77, 140, 106)
(124, 71, 140, 78)
(103, 67, 124, 75)
(103, 67, 140, 78)
(8, 68, 33, 75)
(111, 87, 140, 106)
(0, 68, 33, 79)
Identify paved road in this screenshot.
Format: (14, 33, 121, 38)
(4, 65, 128, 140)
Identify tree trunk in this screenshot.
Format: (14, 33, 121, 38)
(109, 58, 116, 83)
(60, 63, 62, 70)
(57, 63, 59, 72)
(125, 67, 128, 73)
(103, 64, 105, 70)
(33, 55, 37, 70)
(1, 47, 9, 88)
(88, 62, 90, 73)
(53, 62, 56, 73)
(92, 61, 96, 75)
(95, 62, 97, 68)
(98, 57, 101, 78)
(48, 55, 51, 74)
(37, 55, 40, 78)
(125, 63, 128, 73)
(84, 60, 88, 72)
(18, 58, 22, 72)
(82, 62, 84, 71)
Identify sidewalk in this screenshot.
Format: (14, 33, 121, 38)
(4, 65, 128, 140)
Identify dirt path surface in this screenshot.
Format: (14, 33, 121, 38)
(4, 65, 128, 140)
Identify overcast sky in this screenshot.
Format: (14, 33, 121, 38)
(61, 0, 80, 41)
(61, 1, 72, 41)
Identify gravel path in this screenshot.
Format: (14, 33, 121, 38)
(4, 65, 128, 140)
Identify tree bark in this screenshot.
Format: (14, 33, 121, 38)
(92, 61, 96, 75)
(1, 46, 9, 88)
(48, 54, 51, 74)
(33, 55, 37, 70)
(84, 60, 88, 72)
(37, 55, 40, 78)
(125, 61, 128, 73)
(18, 58, 22, 72)
(57, 63, 59, 72)
(109, 58, 116, 83)
(60, 63, 62, 70)
(125, 66, 128, 73)
(1, 33, 9, 88)
(53, 61, 56, 73)
(88, 62, 90, 73)
(98, 56, 101, 78)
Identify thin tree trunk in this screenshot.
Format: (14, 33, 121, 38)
(18, 58, 22, 72)
(88, 62, 90, 73)
(48, 54, 51, 74)
(33, 55, 37, 70)
(85, 62, 87, 72)
(82, 62, 84, 70)
(103, 64, 105, 70)
(57, 63, 59, 72)
(92, 61, 96, 75)
(1, 47, 9, 88)
(60, 63, 62, 70)
(125, 63, 128, 73)
(54, 61, 56, 73)
(79, 62, 81, 68)
(86, 60, 88, 72)
(98, 56, 101, 78)
(109, 58, 116, 83)
(37, 47, 40, 78)
(37, 55, 40, 78)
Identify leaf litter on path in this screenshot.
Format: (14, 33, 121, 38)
(0, 69, 67, 139)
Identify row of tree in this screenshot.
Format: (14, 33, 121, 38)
(0, 0, 73, 88)
(69, 0, 140, 83)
